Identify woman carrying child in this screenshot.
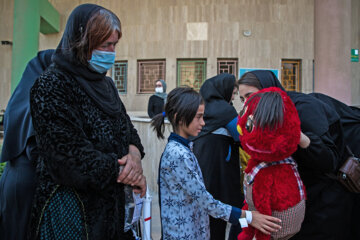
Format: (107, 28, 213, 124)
(151, 87, 281, 239)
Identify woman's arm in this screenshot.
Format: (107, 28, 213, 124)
(294, 125, 344, 172)
(293, 98, 346, 173)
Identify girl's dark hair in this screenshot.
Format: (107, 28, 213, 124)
(237, 72, 263, 90)
(151, 87, 204, 139)
(245, 91, 284, 131)
(75, 9, 121, 64)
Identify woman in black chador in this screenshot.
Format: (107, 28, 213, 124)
(0, 50, 54, 240)
(238, 70, 358, 240)
(28, 4, 146, 240)
(192, 73, 243, 240)
(147, 79, 167, 118)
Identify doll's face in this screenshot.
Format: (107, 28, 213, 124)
(238, 88, 301, 162)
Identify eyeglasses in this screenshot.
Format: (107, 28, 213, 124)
(245, 115, 254, 132)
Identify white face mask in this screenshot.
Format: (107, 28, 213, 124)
(155, 87, 163, 93)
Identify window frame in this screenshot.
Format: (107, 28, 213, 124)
(176, 59, 207, 91)
(111, 60, 128, 94)
(137, 59, 166, 94)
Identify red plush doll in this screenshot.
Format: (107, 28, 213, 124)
(237, 87, 306, 240)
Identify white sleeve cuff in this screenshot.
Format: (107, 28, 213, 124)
(245, 210, 252, 224)
(239, 218, 248, 228)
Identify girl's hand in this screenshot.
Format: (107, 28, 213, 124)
(117, 145, 143, 185)
(299, 131, 310, 149)
(250, 211, 282, 235)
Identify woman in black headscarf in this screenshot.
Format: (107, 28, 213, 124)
(192, 73, 243, 240)
(147, 79, 167, 118)
(28, 4, 146, 240)
(237, 70, 357, 240)
(0, 49, 54, 240)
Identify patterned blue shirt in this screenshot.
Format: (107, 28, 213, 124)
(159, 133, 233, 239)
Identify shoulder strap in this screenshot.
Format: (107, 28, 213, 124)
(245, 158, 306, 200)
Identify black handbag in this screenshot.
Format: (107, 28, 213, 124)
(337, 147, 360, 193)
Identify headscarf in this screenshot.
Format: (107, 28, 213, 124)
(251, 70, 285, 91)
(154, 79, 167, 101)
(51, 4, 122, 118)
(195, 73, 238, 138)
(1, 49, 54, 162)
(251, 70, 338, 136)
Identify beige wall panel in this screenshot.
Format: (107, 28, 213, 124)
(302, 59, 314, 93)
(207, 56, 217, 78)
(166, 58, 177, 91)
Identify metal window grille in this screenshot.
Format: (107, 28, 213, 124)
(217, 59, 238, 78)
(281, 59, 301, 92)
(138, 60, 166, 93)
(112, 61, 127, 93)
(177, 59, 207, 91)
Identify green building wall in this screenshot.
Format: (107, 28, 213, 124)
(11, 0, 59, 92)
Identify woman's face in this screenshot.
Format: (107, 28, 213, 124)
(96, 31, 119, 52)
(155, 81, 163, 88)
(238, 84, 260, 103)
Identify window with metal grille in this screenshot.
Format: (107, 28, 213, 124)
(217, 58, 238, 78)
(281, 59, 301, 92)
(138, 60, 166, 93)
(111, 61, 127, 93)
(177, 59, 207, 91)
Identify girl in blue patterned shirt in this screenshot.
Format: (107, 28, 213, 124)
(151, 87, 281, 239)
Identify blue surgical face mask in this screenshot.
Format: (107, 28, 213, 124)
(88, 50, 116, 73)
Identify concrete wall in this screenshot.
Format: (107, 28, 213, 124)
(314, 0, 352, 105)
(1, 0, 358, 110)
(111, 0, 316, 111)
(6, 0, 316, 112)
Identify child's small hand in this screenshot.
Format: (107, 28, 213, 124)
(250, 211, 282, 235)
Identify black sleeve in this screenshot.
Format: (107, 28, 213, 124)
(121, 101, 145, 159)
(293, 123, 344, 173)
(292, 98, 347, 173)
(30, 73, 119, 191)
